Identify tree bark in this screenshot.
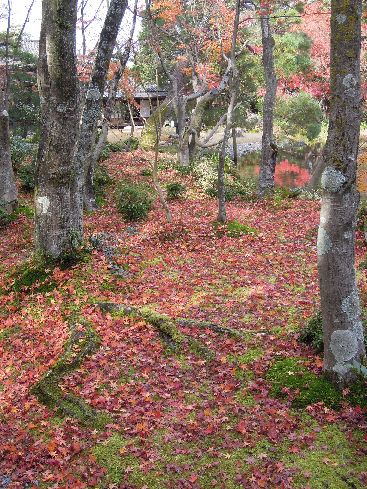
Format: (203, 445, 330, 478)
(318, 0, 365, 387)
(35, 0, 81, 262)
(258, 13, 277, 197)
(0, 1, 17, 214)
(217, 0, 241, 223)
(75, 0, 128, 211)
(0, 106, 17, 214)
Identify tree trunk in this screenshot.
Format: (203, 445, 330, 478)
(35, 0, 81, 262)
(75, 0, 128, 212)
(258, 13, 277, 197)
(0, 1, 17, 214)
(0, 105, 17, 213)
(318, 0, 365, 387)
(217, 0, 241, 223)
(232, 127, 238, 167)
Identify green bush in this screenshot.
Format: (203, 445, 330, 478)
(10, 136, 37, 170)
(275, 92, 324, 141)
(194, 154, 258, 201)
(166, 182, 187, 200)
(98, 145, 111, 162)
(176, 165, 192, 176)
(0, 208, 15, 228)
(18, 162, 36, 191)
(300, 311, 367, 353)
(107, 138, 139, 153)
(357, 199, 367, 232)
(116, 181, 154, 221)
(140, 168, 153, 177)
(299, 312, 324, 353)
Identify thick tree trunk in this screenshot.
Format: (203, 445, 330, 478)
(0, 104, 17, 213)
(259, 14, 277, 197)
(318, 0, 365, 387)
(35, 0, 81, 262)
(75, 0, 127, 212)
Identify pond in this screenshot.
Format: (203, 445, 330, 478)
(237, 150, 315, 189)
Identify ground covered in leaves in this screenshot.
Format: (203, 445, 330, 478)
(1, 150, 367, 489)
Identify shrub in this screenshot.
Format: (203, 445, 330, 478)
(98, 145, 111, 162)
(94, 165, 112, 188)
(193, 154, 258, 201)
(18, 162, 36, 191)
(166, 182, 186, 200)
(116, 181, 154, 221)
(0, 208, 15, 228)
(357, 198, 367, 232)
(299, 312, 324, 353)
(107, 138, 139, 153)
(140, 168, 153, 177)
(11, 136, 37, 170)
(275, 92, 324, 142)
(176, 165, 191, 176)
(300, 311, 367, 353)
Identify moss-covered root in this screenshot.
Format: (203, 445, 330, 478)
(98, 303, 214, 358)
(31, 322, 111, 429)
(98, 302, 185, 350)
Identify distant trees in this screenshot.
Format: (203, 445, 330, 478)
(142, 0, 244, 167)
(75, 0, 128, 211)
(318, 0, 365, 386)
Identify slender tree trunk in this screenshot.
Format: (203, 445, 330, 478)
(35, 0, 81, 262)
(128, 101, 135, 138)
(75, 0, 128, 211)
(258, 13, 277, 197)
(0, 1, 17, 214)
(217, 0, 241, 223)
(232, 127, 238, 166)
(318, 0, 365, 387)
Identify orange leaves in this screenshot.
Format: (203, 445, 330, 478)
(152, 0, 183, 26)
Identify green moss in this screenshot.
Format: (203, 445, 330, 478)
(31, 322, 111, 429)
(267, 357, 342, 409)
(93, 434, 133, 484)
(94, 429, 256, 489)
(226, 220, 258, 238)
(228, 348, 263, 366)
(284, 425, 367, 488)
(234, 389, 256, 407)
(9, 261, 56, 293)
(0, 325, 21, 341)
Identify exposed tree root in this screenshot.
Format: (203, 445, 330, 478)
(98, 302, 215, 358)
(98, 302, 269, 342)
(31, 322, 111, 430)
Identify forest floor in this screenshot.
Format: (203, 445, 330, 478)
(1, 150, 367, 489)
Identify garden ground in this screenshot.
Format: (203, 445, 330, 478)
(1, 150, 367, 489)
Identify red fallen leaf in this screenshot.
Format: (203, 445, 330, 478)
(236, 420, 247, 435)
(71, 442, 82, 453)
(47, 441, 57, 453)
(363, 433, 367, 442)
(188, 473, 198, 483)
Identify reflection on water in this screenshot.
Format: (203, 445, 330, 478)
(238, 151, 312, 188)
